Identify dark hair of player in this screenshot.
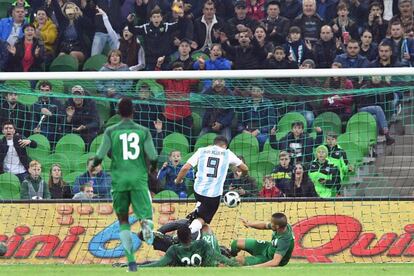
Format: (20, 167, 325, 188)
(272, 213, 288, 228)
(118, 97, 134, 118)
(177, 225, 192, 244)
(213, 135, 228, 147)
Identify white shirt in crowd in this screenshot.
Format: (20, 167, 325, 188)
(3, 139, 26, 174)
(187, 145, 242, 197)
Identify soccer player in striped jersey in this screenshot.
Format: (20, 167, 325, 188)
(175, 136, 248, 234)
(92, 98, 158, 272)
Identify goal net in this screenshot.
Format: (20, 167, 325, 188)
(0, 69, 413, 264)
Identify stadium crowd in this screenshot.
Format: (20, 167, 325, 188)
(0, 0, 412, 200)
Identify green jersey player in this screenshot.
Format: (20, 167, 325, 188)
(141, 225, 239, 267)
(231, 212, 295, 267)
(92, 98, 158, 272)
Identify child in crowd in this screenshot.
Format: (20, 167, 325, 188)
(271, 151, 293, 194)
(73, 183, 94, 200)
(21, 160, 50, 199)
(259, 175, 282, 198)
(309, 145, 341, 198)
(157, 150, 194, 198)
(283, 26, 313, 67)
(325, 132, 352, 181)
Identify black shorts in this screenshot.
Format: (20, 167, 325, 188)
(194, 192, 221, 224)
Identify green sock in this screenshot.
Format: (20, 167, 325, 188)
(119, 224, 135, 263)
(230, 240, 239, 255)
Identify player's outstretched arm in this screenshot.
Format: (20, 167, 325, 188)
(140, 248, 174, 267)
(251, 253, 283, 267)
(240, 218, 269, 230)
(175, 163, 192, 185)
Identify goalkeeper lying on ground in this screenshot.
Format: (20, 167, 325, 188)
(139, 225, 239, 267)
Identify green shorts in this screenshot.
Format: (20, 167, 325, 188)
(112, 189, 153, 220)
(243, 238, 272, 266)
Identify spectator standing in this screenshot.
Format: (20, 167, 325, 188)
(359, 29, 378, 62)
(21, 160, 51, 199)
(91, 0, 123, 56)
(226, 0, 259, 44)
(390, 0, 414, 35)
(220, 30, 267, 69)
(164, 1, 195, 44)
(292, 0, 324, 44)
(285, 163, 318, 197)
(329, 2, 359, 44)
(324, 132, 352, 181)
(193, 0, 227, 52)
(48, 164, 72, 199)
(200, 79, 234, 142)
(6, 23, 45, 72)
(283, 26, 314, 67)
(265, 46, 298, 71)
(7, 0, 34, 23)
(156, 60, 198, 139)
(309, 145, 341, 198)
(97, 49, 133, 97)
(364, 2, 388, 44)
(33, 7, 58, 64)
(259, 175, 282, 197)
(64, 85, 100, 146)
(73, 157, 112, 199)
(313, 25, 343, 68)
(0, 121, 37, 183)
(193, 43, 231, 89)
(0, 5, 27, 46)
(32, 81, 64, 147)
(0, 40, 8, 72)
(52, 1, 92, 63)
(168, 39, 194, 70)
(316, 0, 337, 22)
(260, 0, 290, 46)
(254, 25, 275, 63)
(127, 7, 185, 70)
(0, 92, 30, 136)
(238, 86, 277, 150)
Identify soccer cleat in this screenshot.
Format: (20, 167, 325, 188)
(127, 261, 137, 272)
(142, 220, 154, 245)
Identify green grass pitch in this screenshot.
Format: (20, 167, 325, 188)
(1, 263, 413, 276)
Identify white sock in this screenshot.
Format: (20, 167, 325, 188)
(189, 219, 203, 234)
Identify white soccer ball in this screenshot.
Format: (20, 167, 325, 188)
(223, 191, 241, 208)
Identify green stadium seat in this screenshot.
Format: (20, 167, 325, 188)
(346, 112, 377, 154)
(90, 134, 103, 154)
(154, 190, 179, 200)
(55, 134, 86, 170)
(105, 114, 122, 128)
(191, 51, 209, 61)
(96, 101, 111, 125)
(63, 171, 81, 187)
(0, 173, 21, 200)
(27, 134, 51, 162)
(314, 112, 342, 134)
(73, 152, 95, 173)
(182, 152, 194, 163)
(187, 193, 195, 199)
(50, 54, 79, 72)
(17, 94, 38, 106)
(135, 79, 165, 99)
(194, 133, 217, 151)
(0, 2, 10, 19)
(277, 112, 307, 136)
(229, 133, 259, 162)
(249, 170, 264, 190)
(163, 133, 190, 155)
(83, 54, 107, 71)
(192, 112, 202, 134)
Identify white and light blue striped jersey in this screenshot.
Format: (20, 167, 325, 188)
(187, 145, 242, 197)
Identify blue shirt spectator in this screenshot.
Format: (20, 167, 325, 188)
(334, 40, 369, 68)
(73, 157, 112, 199)
(0, 5, 26, 45)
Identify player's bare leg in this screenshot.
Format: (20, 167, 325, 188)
(116, 213, 137, 272)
